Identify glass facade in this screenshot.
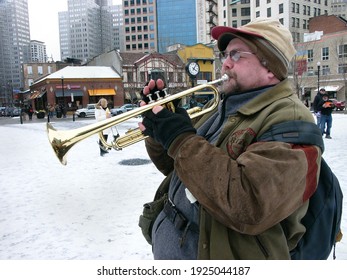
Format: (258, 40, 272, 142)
(157, 0, 197, 53)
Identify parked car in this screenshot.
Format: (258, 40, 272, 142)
(331, 99, 345, 111)
(3, 106, 21, 117)
(11, 107, 21, 117)
(75, 104, 96, 118)
(121, 104, 138, 111)
(110, 104, 138, 116)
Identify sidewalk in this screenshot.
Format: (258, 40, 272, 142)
(0, 114, 88, 126)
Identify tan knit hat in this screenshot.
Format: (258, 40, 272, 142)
(211, 18, 296, 80)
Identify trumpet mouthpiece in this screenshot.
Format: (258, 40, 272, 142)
(221, 74, 229, 81)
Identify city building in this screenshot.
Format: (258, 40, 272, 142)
(29, 66, 123, 111)
(109, 3, 125, 52)
(156, 0, 198, 53)
(122, 0, 210, 53)
(122, 0, 157, 52)
(331, 0, 347, 19)
(0, 0, 31, 106)
(58, 0, 123, 63)
(30, 40, 48, 63)
(217, 0, 330, 44)
(295, 15, 347, 104)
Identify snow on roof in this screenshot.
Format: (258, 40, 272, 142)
(46, 66, 121, 80)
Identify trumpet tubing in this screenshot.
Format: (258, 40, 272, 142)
(47, 74, 229, 165)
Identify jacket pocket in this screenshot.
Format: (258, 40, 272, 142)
(138, 193, 168, 245)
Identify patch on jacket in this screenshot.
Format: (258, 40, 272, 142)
(227, 128, 256, 159)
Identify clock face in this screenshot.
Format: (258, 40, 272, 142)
(188, 62, 200, 76)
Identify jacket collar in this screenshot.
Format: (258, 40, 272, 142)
(237, 79, 293, 116)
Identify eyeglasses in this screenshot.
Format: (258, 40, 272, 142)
(219, 50, 255, 63)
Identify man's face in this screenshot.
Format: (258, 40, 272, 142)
(220, 38, 278, 94)
(320, 90, 326, 94)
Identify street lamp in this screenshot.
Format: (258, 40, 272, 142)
(317, 61, 321, 91)
(148, 69, 152, 80)
(61, 76, 66, 117)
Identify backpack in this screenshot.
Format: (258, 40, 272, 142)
(257, 120, 343, 260)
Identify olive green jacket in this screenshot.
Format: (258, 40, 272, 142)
(145, 79, 321, 259)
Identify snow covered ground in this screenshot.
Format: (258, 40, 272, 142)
(0, 113, 346, 262)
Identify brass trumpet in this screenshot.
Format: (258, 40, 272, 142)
(47, 74, 229, 165)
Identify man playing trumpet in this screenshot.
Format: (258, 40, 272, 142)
(138, 18, 321, 260)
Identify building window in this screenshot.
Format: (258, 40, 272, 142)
(256, 0, 259, 7)
(338, 63, 347, 73)
(241, 7, 250, 16)
(279, 3, 283, 14)
(338, 44, 347, 58)
(38, 66, 43, 75)
(322, 65, 330, 75)
(267, 7, 271, 17)
(27, 66, 33, 75)
(322, 47, 329, 61)
(232, 8, 237, 17)
(307, 49, 313, 62)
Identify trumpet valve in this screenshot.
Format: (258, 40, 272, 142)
(146, 88, 169, 103)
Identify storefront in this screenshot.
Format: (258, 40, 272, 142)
(87, 88, 116, 107)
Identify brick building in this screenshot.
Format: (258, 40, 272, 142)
(29, 66, 123, 111)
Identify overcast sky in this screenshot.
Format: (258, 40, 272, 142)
(28, 0, 121, 62)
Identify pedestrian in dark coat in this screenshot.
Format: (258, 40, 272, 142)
(318, 93, 335, 139)
(313, 88, 326, 126)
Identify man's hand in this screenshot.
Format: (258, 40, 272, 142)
(139, 106, 196, 150)
(141, 79, 166, 104)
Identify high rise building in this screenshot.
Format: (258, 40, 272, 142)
(109, 3, 124, 52)
(156, 0, 198, 53)
(58, 0, 123, 63)
(0, 0, 31, 105)
(122, 0, 157, 52)
(122, 0, 207, 53)
(30, 40, 48, 63)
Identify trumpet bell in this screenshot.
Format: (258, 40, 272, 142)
(47, 122, 88, 165)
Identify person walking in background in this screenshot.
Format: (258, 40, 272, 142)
(138, 18, 321, 260)
(313, 88, 326, 126)
(318, 93, 335, 139)
(95, 98, 111, 156)
(28, 105, 34, 120)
